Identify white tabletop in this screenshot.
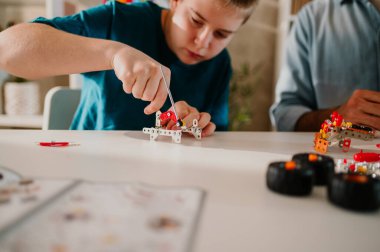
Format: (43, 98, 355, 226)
(0, 130, 379, 252)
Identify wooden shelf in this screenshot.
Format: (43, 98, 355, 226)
(0, 115, 43, 129)
(0, 0, 45, 5)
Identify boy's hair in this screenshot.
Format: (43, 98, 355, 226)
(224, 0, 258, 8)
(220, 0, 258, 23)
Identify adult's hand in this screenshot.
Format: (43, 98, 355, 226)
(337, 89, 380, 130)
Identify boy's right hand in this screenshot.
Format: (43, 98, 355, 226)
(112, 46, 170, 115)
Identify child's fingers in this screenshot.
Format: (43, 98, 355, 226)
(165, 104, 197, 129)
(121, 73, 136, 94)
(201, 122, 216, 137)
(144, 78, 168, 114)
(173, 101, 191, 118)
(159, 116, 170, 127)
(166, 120, 176, 129)
(197, 112, 211, 128)
(132, 74, 149, 99)
(141, 69, 161, 101)
(182, 112, 200, 128)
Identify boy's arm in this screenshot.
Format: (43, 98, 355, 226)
(295, 90, 380, 131)
(0, 23, 167, 114)
(0, 23, 122, 79)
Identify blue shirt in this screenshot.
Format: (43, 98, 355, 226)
(270, 0, 380, 131)
(33, 1, 231, 130)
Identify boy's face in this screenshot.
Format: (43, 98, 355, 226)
(165, 0, 248, 65)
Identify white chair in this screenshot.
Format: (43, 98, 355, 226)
(43, 86, 81, 130)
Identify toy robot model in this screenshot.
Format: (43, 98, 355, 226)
(142, 110, 202, 143)
(314, 112, 375, 153)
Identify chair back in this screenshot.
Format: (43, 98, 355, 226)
(43, 86, 81, 130)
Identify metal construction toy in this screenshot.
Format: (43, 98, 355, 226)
(336, 150, 380, 178)
(314, 112, 376, 153)
(142, 110, 202, 143)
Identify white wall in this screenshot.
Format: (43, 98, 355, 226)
(228, 0, 278, 131)
(0, 0, 45, 28)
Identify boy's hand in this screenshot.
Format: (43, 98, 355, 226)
(112, 46, 170, 115)
(337, 89, 380, 130)
(163, 101, 216, 137)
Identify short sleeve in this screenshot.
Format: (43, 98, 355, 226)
(32, 3, 113, 39)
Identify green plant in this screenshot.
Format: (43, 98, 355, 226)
(229, 62, 262, 131)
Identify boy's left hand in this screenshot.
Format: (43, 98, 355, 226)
(163, 101, 216, 137)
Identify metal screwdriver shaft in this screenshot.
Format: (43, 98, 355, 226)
(160, 65, 182, 126)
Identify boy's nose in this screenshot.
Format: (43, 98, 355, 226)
(194, 27, 212, 51)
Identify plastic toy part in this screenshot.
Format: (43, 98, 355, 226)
(176, 119, 184, 127)
(340, 138, 351, 152)
(39, 141, 70, 147)
(159, 110, 185, 128)
(284, 161, 296, 170)
(292, 153, 335, 186)
(159, 110, 177, 122)
(314, 134, 328, 154)
(336, 150, 380, 177)
(353, 150, 380, 162)
(328, 173, 380, 212)
(143, 111, 202, 143)
(266, 161, 314, 196)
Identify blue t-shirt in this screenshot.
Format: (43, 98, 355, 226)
(270, 0, 380, 131)
(33, 1, 231, 130)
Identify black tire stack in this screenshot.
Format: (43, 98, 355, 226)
(266, 152, 380, 212)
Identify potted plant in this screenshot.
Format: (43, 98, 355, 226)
(229, 62, 262, 131)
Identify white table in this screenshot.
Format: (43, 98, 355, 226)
(0, 130, 379, 252)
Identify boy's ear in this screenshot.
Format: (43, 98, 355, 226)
(170, 0, 181, 10)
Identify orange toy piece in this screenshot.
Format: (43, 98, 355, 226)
(314, 133, 328, 153)
(308, 153, 318, 162)
(284, 161, 297, 170)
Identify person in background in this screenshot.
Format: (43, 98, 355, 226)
(0, 0, 257, 136)
(271, 0, 380, 132)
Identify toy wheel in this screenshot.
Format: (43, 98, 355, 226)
(292, 153, 335, 186)
(328, 173, 380, 211)
(266, 161, 314, 196)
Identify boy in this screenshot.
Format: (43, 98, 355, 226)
(0, 0, 257, 136)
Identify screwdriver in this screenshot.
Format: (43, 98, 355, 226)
(159, 65, 184, 127)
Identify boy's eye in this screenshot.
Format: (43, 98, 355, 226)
(191, 17, 202, 26)
(215, 31, 228, 39)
